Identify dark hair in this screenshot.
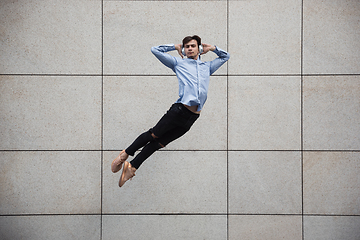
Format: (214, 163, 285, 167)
(182, 35, 201, 48)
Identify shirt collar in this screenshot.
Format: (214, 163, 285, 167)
(186, 54, 202, 62)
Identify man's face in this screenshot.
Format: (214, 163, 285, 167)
(184, 39, 199, 59)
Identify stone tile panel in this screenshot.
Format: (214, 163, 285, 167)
(229, 151, 302, 214)
(103, 76, 227, 151)
(303, 152, 360, 215)
(228, 0, 301, 74)
(0, 76, 102, 150)
(0, 215, 101, 240)
(229, 215, 302, 240)
(303, 0, 360, 74)
(103, 151, 227, 214)
(304, 216, 360, 240)
(303, 76, 360, 150)
(103, 1, 228, 75)
(0, 0, 102, 74)
(0, 151, 101, 215)
(228, 76, 301, 150)
(102, 215, 227, 240)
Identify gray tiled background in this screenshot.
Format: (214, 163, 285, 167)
(1, 1, 359, 239)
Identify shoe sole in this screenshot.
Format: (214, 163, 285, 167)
(119, 161, 130, 187)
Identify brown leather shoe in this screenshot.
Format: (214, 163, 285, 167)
(119, 161, 136, 187)
(111, 150, 128, 173)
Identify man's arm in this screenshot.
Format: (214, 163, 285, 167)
(151, 44, 179, 70)
(204, 44, 230, 75)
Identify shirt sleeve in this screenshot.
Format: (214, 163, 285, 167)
(209, 46, 230, 75)
(151, 44, 178, 71)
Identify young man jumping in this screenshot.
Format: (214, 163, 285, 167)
(111, 35, 230, 187)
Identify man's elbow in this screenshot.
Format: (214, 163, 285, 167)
(151, 46, 157, 54)
(226, 52, 230, 61)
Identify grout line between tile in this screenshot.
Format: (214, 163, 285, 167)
(2, 213, 359, 217)
(1, 149, 360, 152)
(301, 0, 304, 239)
(101, 0, 104, 239)
(226, 1, 230, 239)
(2, 73, 360, 77)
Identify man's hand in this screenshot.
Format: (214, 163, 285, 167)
(174, 44, 184, 58)
(201, 43, 216, 55)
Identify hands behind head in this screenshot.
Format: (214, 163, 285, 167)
(201, 43, 216, 55)
(175, 43, 215, 58)
(174, 44, 184, 58)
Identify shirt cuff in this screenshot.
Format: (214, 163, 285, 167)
(213, 46, 228, 56)
(166, 44, 176, 51)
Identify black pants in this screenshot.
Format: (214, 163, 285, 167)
(126, 103, 200, 169)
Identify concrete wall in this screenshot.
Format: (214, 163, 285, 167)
(1, 0, 359, 239)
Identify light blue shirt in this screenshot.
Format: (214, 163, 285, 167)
(151, 44, 230, 111)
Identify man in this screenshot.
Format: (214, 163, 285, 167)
(111, 35, 230, 187)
